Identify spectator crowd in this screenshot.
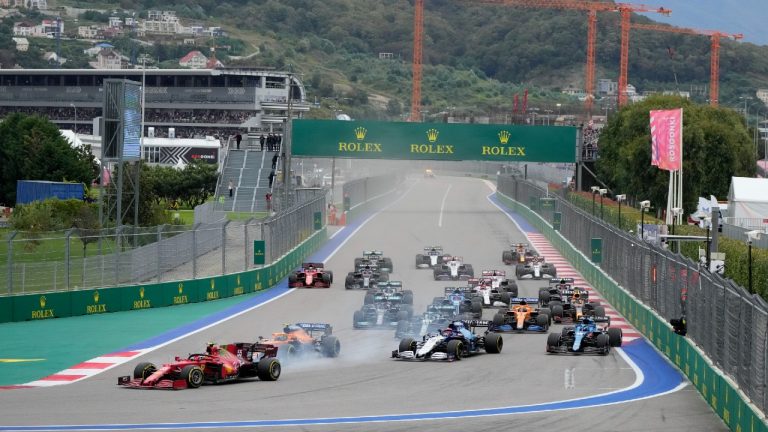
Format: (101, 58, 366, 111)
(581, 124, 601, 160)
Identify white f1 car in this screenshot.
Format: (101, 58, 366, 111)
(416, 246, 450, 269)
(433, 256, 474, 281)
(515, 256, 557, 280)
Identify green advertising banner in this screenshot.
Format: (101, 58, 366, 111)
(0, 297, 12, 323)
(71, 288, 121, 317)
(253, 240, 266, 265)
(13, 291, 71, 321)
(553, 212, 562, 231)
(591, 237, 603, 264)
(540, 197, 555, 211)
(313, 211, 322, 230)
(292, 119, 577, 162)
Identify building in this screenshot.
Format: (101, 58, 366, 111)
(78, 25, 100, 39)
(597, 79, 618, 97)
(143, 10, 180, 35)
(0, 68, 310, 139)
(96, 49, 122, 69)
(12, 22, 36, 37)
(108, 17, 122, 28)
(1, 0, 47, 8)
(12, 37, 28, 51)
(757, 89, 768, 106)
(42, 51, 65, 65)
(179, 50, 208, 69)
(40, 19, 61, 37)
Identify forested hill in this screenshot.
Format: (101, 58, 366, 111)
(60, 0, 768, 111)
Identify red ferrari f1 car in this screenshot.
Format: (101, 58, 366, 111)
(117, 342, 281, 390)
(288, 262, 333, 288)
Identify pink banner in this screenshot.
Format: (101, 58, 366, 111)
(649, 108, 683, 171)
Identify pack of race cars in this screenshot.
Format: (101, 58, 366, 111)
(119, 245, 623, 388)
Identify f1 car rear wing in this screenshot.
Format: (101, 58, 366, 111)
(301, 262, 325, 269)
(362, 250, 384, 257)
(466, 320, 492, 329)
(592, 316, 611, 326)
(296, 323, 333, 334)
(550, 278, 575, 285)
(467, 278, 492, 286)
(444, 286, 473, 295)
(511, 243, 529, 248)
(509, 297, 539, 304)
(424, 246, 443, 252)
(481, 270, 506, 277)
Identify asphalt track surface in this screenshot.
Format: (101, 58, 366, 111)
(0, 176, 726, 431)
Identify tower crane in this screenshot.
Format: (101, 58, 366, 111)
(410, 0, 425, 121)
(630, 23, 743, 107)
(472, 1, 670, 110)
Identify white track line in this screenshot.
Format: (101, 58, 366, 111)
(438, 184, 452, 227)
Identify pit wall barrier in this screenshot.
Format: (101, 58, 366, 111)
(0, 228, 327, 324)
(494, 190, 767, 432)
(343, 174, 404, 224)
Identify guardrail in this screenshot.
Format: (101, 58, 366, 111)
(497, 175, 768, 430)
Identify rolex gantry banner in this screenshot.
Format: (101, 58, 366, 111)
(292, 119, 577, 163)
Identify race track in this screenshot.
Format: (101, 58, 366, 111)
(0, 176, 726, 431)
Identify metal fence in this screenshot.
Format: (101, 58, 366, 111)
(2, 193, 326, 295)
(498, 175, 768, 415)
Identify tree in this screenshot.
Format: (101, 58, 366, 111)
(0, 113, 98, 206)
(72, 203, 102, 257)
(596, 95, 755, 213)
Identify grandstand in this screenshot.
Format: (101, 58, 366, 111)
(0, 68, 309, 139)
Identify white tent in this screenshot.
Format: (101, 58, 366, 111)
(727, 177, 768, 220)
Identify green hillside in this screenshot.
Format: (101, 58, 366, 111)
(8, 0, 768, 118)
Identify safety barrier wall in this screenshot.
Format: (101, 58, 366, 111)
(494, 180, 767, 432)
(343, 173, 404, 223)
(0, 227, 326, 323)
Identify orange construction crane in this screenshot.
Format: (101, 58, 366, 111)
(410, 0, 425, 122)
(462, 1, 670, 110)
(631, 23, 743, 107)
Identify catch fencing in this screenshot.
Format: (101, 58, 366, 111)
(2, 194, 326, 295)
(497, 175, 768, 416)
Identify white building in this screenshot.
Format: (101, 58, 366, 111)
(78, 25, 100, 39)
(142, 10, 180, 34)
(597, 79, 618, 96)
(12, 22, 36, 37)
(96, 49, 122, 69)
(12, 37, 28, 51)
(757, 89, 768, 106)
(1, 0, 47, 8)
(179, 50, 208, 69)
(108, 17, 122, 28)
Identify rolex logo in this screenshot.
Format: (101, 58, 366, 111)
(40, 296, 46, 308)
(210, 279, 215, 290)
(237, 275, 241, 286)
(139, 287, 145, 299)
(178, 283, 183, 294)
(426, 128, 439, 143)
(498, 130, 511, 145)
(93, 291, 100, 303)
(354, 127, 367, 140)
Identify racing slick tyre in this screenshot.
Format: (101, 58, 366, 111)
(540, 308, 552, 326)
(288, 274, 298, 287)
(364, 293, 374, 305)
(492, 313, 506, 327)
(396, 320, 409, 338)
(402, 304, 414, 318)
(463, 264, 474, 277)
(502, 250, 513, 265)
(321, 272, 332, 285)
(551, 304, 564, 320)
(536, 314, 549, 330)
(471, 300, 482, 315)
(353, 310, 365, 328)
(595, 333, 610, 350)
(345, 275, 356, 289)
(133, 362, 157, 380)
(432, 297, 443, 305)
(538, 289, 550, 304)
(515, 264, 525, 278)
(180, 365, 204, 388)
(607, 328, 623, 347)
(593, 305, 606, 318)
(257, 357, 281, 381)
(321, 336, 341, 357)
(280, 344, 297, 359)
(415, 254, 425, 268)
(484, 333, 503, 354)
(379, 272, 390, 282)
(546, 333, 561, 351)
(499, 292, 511, 306)
(383, 258, 394, 272)
(506, 286, 519, 298)
(446, 340, 464, 360)
(402, 291, 414, 305)
(354, 258, 363, 268)
(399, 338, 417, 353)
(397, 310, 409, 322)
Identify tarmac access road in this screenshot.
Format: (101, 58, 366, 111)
(0, 176, 726, 432)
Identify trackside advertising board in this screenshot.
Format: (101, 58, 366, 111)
(292, 119, 577, 163)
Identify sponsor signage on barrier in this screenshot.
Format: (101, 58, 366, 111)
(292, 119, 577, 162)
(71, 288, 121, 316)
(13, 292, 71, 321)
(553, 212, 562, 231)
(314, 211, 322, 230)
(253, 240, 266, 265)
(591, 238, 603, 264)
(540, 197, 555, 210)
(0, 297, 11, 323)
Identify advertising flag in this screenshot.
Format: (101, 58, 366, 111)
(649, 108, 683, 171)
